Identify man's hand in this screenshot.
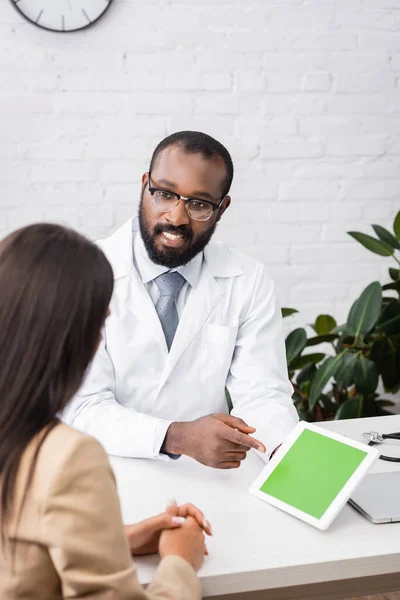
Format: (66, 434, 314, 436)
(162, 413, 266, 469)
(125, 500, 212, 556)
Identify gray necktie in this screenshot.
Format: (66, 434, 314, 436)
(154, 272, 186, 351)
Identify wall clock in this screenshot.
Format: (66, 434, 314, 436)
(10, 0, 114, 33)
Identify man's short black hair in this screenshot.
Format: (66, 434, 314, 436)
(149, 131, 234, 197)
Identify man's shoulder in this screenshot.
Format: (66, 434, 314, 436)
(96, 218, 133, 279)
(205, 240, 268, 280)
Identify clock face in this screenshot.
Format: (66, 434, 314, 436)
(10, 0, 114, 32)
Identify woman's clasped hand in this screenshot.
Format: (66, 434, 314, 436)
(125, 499, 212, 572)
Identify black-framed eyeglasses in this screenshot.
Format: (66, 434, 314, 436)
(147, 173, 226, 222)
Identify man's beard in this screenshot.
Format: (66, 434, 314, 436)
(138, 192, 217, 269)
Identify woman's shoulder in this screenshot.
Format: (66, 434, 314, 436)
(45, 421, 105, 453)
(11, 423, 111, 523)
(30, 423, 111, 498)
(42, 422, 109, 469)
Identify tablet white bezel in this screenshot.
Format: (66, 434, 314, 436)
(249, 421, 379, 530)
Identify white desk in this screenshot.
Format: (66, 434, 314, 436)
(110, 415, 400, 599)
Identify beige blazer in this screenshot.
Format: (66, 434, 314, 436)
(0, 423, 201, 599)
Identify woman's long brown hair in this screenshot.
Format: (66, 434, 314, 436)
(0, 223, 114, 543)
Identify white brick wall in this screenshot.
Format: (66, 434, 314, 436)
(1, 0, 400, 329)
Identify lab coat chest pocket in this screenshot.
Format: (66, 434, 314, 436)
(200, 323, 238, 383)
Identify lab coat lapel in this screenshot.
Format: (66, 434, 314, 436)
(100, 218, 168, 354)
(126, 263, 169, 355)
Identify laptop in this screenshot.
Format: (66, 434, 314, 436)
(349, 471, 400, 524)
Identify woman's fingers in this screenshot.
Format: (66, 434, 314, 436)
(170, 516, 186, 526)
(152, 501, 212, 536)
(165, 498, 178, 516)
(177, 503, 212, 535)
(164, 498, 185, 526)
(159, 512, 185, 529)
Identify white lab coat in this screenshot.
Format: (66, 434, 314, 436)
(63, 217, 298, 460)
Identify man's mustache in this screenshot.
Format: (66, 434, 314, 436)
(153, 224, 194, 241)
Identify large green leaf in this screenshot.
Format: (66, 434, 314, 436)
(334, 397, 362, 420)
(334, 351, 358, 389)
(313, 314, 337, 335)
(389, 268, 400, 281)
(353, 355, 379, 395)
(393, 210, 400, 241)
(306, 334, 338, 347)
(309, 352, 347, 410)
(296, 362, 317, 385)
(282, 308, 298, 318)
(376, 300, 400, 334)
(370, 337, 400, 393)
(289, 353, 325, 371)
(372, 225, 400, 250)
(347, 282, 382, 337)
(285, 328, 307, 366)
(348, 231, 393, 256)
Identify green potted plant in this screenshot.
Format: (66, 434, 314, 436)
(283, 210, 400, 421)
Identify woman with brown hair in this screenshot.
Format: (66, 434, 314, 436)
(0, 223, 209, 599)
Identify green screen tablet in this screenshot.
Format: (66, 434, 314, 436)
(250, 422, 378, 530)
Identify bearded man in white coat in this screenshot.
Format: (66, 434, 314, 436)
(64, 131, 298, 469)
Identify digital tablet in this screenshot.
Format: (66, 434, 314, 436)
(249, 421, 379, 530)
